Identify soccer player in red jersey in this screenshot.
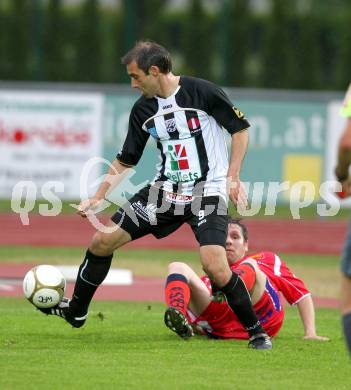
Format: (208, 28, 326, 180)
(164, 218, 329, 342)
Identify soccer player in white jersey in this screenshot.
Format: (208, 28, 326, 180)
(39, 41, 271, 349)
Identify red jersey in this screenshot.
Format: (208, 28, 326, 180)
(188, 251, 310, 339)
(236, 251, 310, 306)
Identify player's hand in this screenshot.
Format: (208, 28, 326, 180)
(227, 177, 248, 211)
(341, 178, 351, 196)
(77, 198, 104, 218)
(303, 334, 330, 341)
(334, 178, 351, 199)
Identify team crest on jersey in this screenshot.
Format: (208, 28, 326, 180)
(165, 118, 177, 133)
(187, 117, 201, 131)
(233, 107, 245, 119)
(168, 144, 189, 170)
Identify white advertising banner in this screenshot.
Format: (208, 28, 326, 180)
(0, 90, 103, 199)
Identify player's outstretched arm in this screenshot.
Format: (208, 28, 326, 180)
(296, 295, 330, 341)
(77, 159, 131, 218)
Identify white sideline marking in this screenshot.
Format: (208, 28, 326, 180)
(0, 284, 15, 291)
(56, 266, 133, 286)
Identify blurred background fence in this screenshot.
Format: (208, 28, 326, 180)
(0, 0, 350, 90)
(0, 0, 350, 205)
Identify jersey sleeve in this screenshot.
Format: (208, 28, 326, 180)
(274, 258, 311, 305)
(205, 82, 250, 135)
(116, 103, 150, 166)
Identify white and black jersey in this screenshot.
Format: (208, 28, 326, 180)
(116, 76, 250, 202)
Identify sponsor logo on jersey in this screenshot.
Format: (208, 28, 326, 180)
(162, 104, 173, 110)
(164, 141, 201, 182)
(187, 117, 200, 131)
(168, 144, 189, 170)
(166, 171, 199, 182)
(130, 201, 157, 224)
(165, 143, 201, 182)
(165, 118, 177, 133)
(165, 191, 193, 204)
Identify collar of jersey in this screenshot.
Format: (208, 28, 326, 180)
(156, 84, 181, 100)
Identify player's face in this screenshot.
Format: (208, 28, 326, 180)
(126, 61, 159, 98)
(225, 223, 248, 265)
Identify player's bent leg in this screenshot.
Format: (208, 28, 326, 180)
(166, 261, 212, 317)
(38, 222, 132, 326)
(68, 222, 132, 318)
(235, 261, 272, 349)
(199, 245, 231, 287)
(200, 245, 272, 350)
(164, 263, 194, 339)
(89, 221, 132, 256)
(165, 262, 212, 339)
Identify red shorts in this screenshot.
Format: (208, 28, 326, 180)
(188, 278, 284, 339)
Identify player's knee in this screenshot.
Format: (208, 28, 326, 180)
(200, 246, 227, 276)
(168, 261, 191, 276)
(202, 262, 229, 287)
(90, 232, 115, 256)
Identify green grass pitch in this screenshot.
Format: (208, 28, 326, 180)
(0, 298, 349, 390)
(0, 245, 348, 389)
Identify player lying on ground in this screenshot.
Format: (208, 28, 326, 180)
(164, 218, 329, 342)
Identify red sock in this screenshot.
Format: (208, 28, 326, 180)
(235, 263, 256, 291)
(165, 274, 190, 315)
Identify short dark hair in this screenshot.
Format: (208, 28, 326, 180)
(227, 217, 248, 242)
(121, 40, 172, 74)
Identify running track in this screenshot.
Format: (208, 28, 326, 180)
(0, 213, 348, 254)
(0, 214, 346, 308)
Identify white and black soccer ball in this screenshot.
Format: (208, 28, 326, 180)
(23, 265, 66, 309)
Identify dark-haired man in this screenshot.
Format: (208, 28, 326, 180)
(39, 41, 270, 349)
(164, 218, 329, 343)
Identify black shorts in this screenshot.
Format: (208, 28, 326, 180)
(111, 185, 228, 247)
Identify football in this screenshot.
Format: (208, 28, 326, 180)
(23, 265, 66, 309)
